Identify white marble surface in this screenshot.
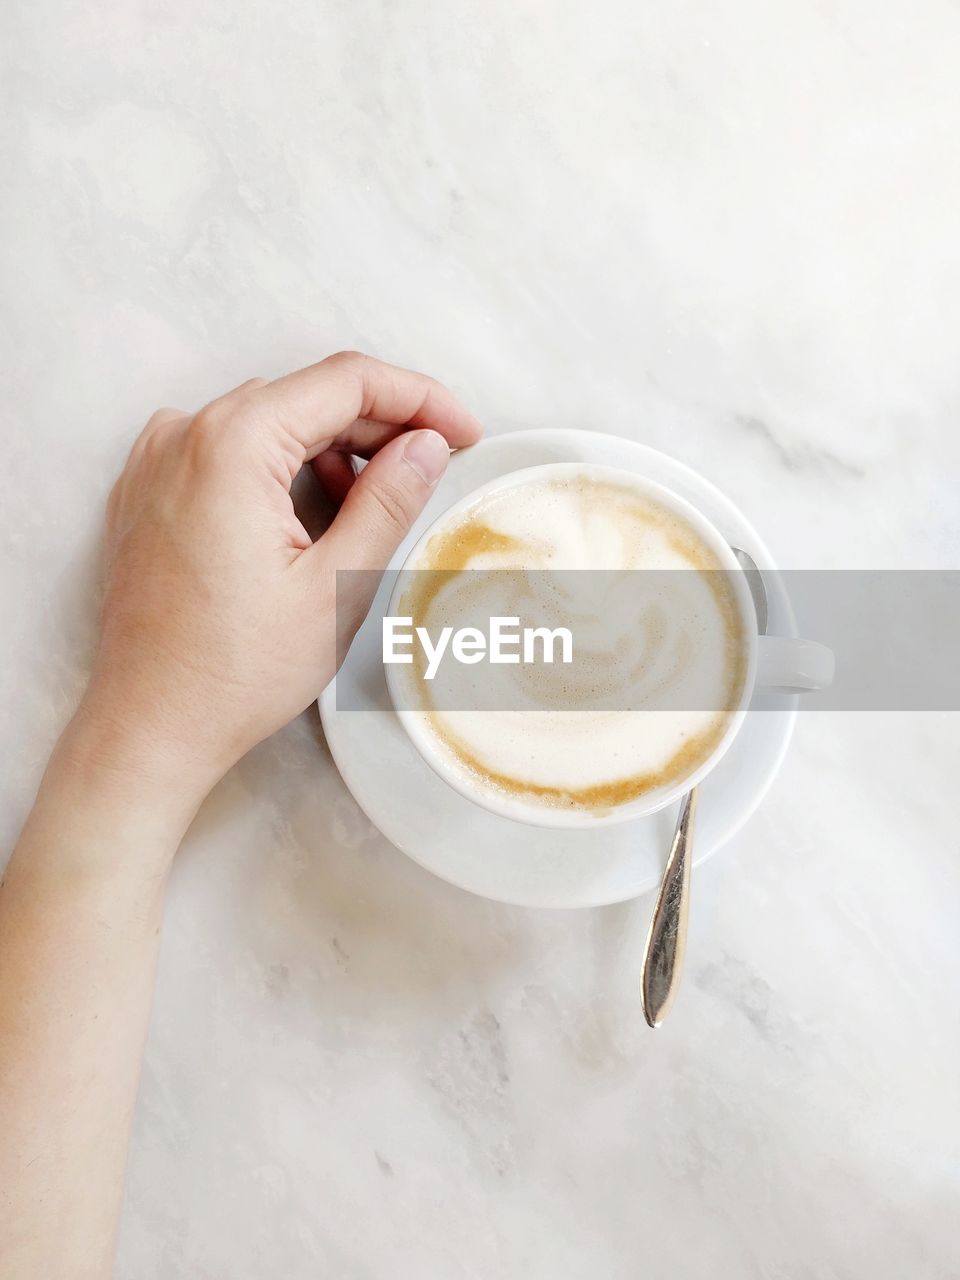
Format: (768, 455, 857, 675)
(3, 2, 959, 1276)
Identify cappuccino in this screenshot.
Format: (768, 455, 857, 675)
(392, 468, 748, 818)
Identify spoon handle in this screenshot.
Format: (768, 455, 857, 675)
(640, 787, 698, 1027)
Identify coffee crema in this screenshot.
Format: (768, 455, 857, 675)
(396, 474, 747, 815)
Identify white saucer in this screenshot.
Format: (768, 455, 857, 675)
(319, 430, 797, 909)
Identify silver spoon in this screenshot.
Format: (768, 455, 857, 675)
(640, 547, 769, 1028)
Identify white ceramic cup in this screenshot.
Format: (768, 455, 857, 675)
(384, 463, 833, 828)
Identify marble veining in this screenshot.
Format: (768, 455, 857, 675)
(2, 2, 958, 1277)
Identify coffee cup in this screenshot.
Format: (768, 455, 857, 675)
(384, 463, 833, 828)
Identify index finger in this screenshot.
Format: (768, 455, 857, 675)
(249, 351, 483, 460)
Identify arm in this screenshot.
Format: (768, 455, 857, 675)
(0, 352, 481, 1278)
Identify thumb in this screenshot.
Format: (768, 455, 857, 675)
(314, 429, 450, 665)
(322, 428, 450, 571)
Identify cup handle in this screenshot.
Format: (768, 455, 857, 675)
(756, 636, 835, 693)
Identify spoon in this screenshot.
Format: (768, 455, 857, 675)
(639, 547, 768, 1028)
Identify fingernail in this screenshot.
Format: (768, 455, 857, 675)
(403, 430, 450, 486)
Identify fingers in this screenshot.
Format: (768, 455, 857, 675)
(175, 357, 479, 504)
(304, 429, 450, 654)
(249, 352, 482, 459)
(311, 450, 357, 505)
(310, 428, 449, 575)
(310, 420, 451, 501)
(330, 417, 427, 458)
(201, 377, 270, 415)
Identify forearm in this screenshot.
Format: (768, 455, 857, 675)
(0, 720, 189, 1279)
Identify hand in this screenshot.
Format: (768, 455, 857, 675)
(2, 352, 482, 1279)
(69, 352, 482, 824)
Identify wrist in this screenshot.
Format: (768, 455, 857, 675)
(5, 715, 193, 954)
(49, 698, 220, 855)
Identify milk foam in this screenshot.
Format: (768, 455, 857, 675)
(400, 474, 746, 813)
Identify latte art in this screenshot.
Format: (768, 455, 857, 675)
(395, 472, 748, 816)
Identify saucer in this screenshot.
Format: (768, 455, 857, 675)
(318, 429, 797, 909)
